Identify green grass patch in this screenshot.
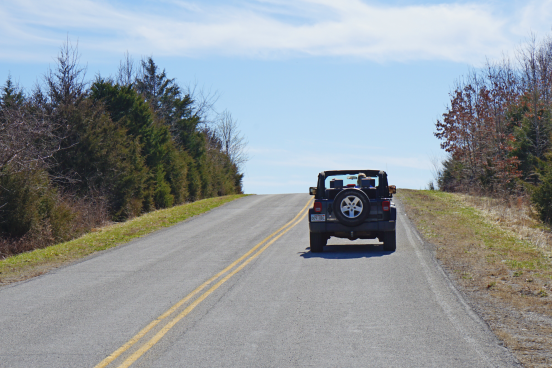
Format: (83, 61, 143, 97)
(398, 189, 551, 275)
(397, 190, 552, 289)
(0, 194, 247, 284)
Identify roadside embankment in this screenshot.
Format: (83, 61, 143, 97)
(0, 194, 247, 286)
(398, 189, 552, 368)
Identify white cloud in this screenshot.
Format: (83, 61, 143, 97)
(248, 145, 430, 170)
(1, 0, 552, 63)
(515, 0, 552, 36)
(243, 142, 436, 193)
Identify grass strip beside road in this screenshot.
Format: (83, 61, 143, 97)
(0, 194, 247, 285)
(397, 190, 552, 292)
(397, 189, 552, 367)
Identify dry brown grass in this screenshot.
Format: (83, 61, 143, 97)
(0, 192, 110, 259)
(458, 194, 552, 259)
(398, 189, 552, 368)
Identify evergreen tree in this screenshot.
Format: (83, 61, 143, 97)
(135, 57, 205, 158)
(0, 45, 246, 256)
(90, 79, 188, 212)
(0, 75, 25, 109)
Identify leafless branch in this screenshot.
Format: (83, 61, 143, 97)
(116, 51, 135, 86)
(185, 80, 220, 127)
(428, 154, 444, 190)
(0, 103, 63, 175)
(215, 110, 248, 170)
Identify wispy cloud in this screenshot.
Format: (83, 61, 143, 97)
(249, 145, 430, 170)
(1, 0, 551, 63)
(244, 144, 431, 193)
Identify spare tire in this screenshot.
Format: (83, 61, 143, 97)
(333, 189, 370, 226)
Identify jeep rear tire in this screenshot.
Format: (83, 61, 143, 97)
(310, 232, 326, 253)
(383, 231, 396, 252)
(333, 189, 370, 227)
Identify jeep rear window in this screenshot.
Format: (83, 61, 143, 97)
(325, 175, 379, 188)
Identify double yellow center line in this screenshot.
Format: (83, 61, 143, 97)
(95, 197, 314, 368)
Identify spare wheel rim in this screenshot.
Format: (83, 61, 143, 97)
(340, 195, 363, 218)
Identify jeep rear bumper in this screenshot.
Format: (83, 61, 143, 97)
(309, 220, 395, 233)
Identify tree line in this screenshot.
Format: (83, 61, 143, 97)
(434, 34, 552, 223)
(0, 42, 246, 256)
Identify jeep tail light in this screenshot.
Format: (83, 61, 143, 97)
(382, 201, 390, 211)
(314, 201, 322, 213)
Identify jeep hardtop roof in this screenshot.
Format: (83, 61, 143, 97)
(319, 169, 386, 177)
(315, 169, 390, 199)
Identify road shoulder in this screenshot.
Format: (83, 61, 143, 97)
(397, 190, 552, 367)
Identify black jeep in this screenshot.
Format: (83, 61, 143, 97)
(308, 170, 397, 252)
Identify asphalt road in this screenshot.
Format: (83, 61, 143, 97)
(0, 194, 520, 367)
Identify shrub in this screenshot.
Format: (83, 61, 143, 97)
(0, 168, 55, 237)
(531, 169, 552, 223)
(153, 166, 174, 209)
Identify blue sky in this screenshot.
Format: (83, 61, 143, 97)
(1, 0, 552, 193)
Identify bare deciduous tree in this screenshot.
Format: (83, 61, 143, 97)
(185, 81, 220, 127)
(215, 110, 248, 169)
(0, 76, 63, 176)
(0, 103, 60, 175)
(116, 51, 136, 87)
(428, 154, 444, 189)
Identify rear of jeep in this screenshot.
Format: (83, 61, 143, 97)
(308, 170, 397, 252)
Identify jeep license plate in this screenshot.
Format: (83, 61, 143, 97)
(311, 214, 325, 222)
